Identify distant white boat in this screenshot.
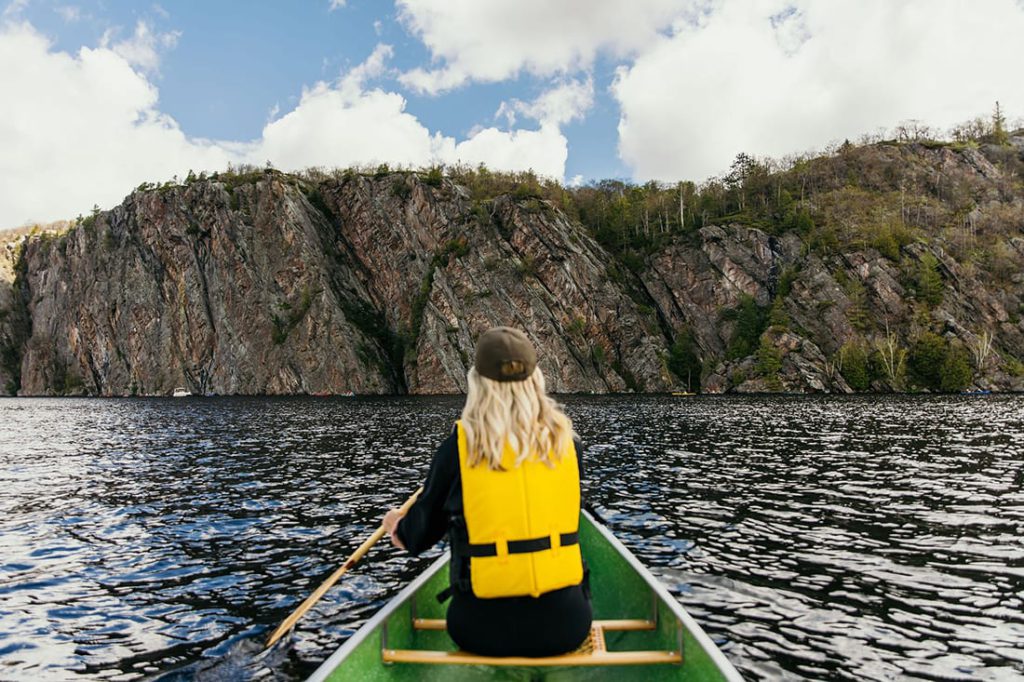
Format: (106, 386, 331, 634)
(172, 387, 191, 397)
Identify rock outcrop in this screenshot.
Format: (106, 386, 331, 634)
(1, 171, 675, 396)
(1, 136, 1022, 396)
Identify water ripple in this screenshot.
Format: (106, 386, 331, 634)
(0, 394, 1022, 680)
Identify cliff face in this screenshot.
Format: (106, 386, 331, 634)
(1, 137, 1022, 396)
(1, 172, 674, 395)
(641, 224, 1024, 393)
(0, 237, 25, 394)
(12, 180, 402, 396)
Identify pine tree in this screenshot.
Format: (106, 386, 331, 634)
(992, 101, 1009, 145)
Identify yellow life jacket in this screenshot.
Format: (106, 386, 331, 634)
(455, 420, 583, 599)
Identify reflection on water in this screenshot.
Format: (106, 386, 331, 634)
(0, 395, 1022, 680)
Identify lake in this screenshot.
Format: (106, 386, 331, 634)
(0, 395, 1022, 680)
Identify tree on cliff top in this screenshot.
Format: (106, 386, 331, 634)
(992, 101, 1010, 146)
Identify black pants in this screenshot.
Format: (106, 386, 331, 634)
(446, 583, 592, 657)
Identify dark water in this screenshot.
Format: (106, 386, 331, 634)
(0, 395, 1022, 681)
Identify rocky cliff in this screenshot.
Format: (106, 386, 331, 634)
(0, 171, 673, 395)
(1, 136, 1022, 396)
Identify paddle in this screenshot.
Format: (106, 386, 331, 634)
(264, 486, 423, 648)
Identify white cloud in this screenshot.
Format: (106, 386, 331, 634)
(396, 0, 688, 93)
(0, 22, 233, 227)
(55, 5, 80, 23)
(2, 0, 28, 18)
(495, 79, 594, 129)
(0, 25, 575, 227)
(328, 0, 345, 11)
(338, 42, 392, 97)
(256, 82, 449, 170)
(101, 20, 180, 73)
(255, 44, 571, 176)
(613, 0, 1024, 181)
(511, 78, 594, 128)
(450, 126, 569, 176)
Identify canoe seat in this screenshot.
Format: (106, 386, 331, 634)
(381, 619, 682, 666)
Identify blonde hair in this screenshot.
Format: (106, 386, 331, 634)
(460, 366, 575, 469)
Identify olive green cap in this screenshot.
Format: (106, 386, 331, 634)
(474, 327, 537, 382)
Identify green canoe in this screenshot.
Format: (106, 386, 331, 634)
(307, 511, 743, 681)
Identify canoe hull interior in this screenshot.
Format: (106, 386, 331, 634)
(308, 512, 741, 681)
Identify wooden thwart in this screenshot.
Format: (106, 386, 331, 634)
(383, 620, 681, 667)
(411, 618, 657, 632)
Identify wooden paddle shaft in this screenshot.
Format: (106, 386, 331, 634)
(265, 486, 423, 648)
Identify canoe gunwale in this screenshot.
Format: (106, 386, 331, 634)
(584, 512, 743, 681)
(305, 552, 449, 682)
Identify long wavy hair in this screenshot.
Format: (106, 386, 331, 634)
(460, 366, 575, 469)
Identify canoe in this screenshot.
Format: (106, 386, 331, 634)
(307, 510, 743, 681)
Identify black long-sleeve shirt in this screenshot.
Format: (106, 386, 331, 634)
(395, 428, 460, 554)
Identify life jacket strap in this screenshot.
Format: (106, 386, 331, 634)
(466, 532, 579, 558)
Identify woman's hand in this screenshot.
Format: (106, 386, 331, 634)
(382, 508, 407, 550)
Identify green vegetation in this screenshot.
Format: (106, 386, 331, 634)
(340, 298, 406, 388)
(755, 338, 783, 389)
(423, 166, 444, 187)
(991, 101, 1010, 146)
(402, 237, 475, 361)
(516, 255, 539, 277)
(303, 186, 335, 223)
(776, 266, 799, 299)
(912, 253, 945, 306)
(406, 264, 436, 360)
(838, 277, 870, 331)
(438, 237, 470, 260)
(220, 164, 268, 192)
(939, 344, 973, 392)
(391, 178, 412, 199)
(667, 328, 701, 392)
(1005, 356, 1024, 377)
(907, 332, 973, 392)
(767, 298, 789, 330)
(837, 341, 877, 391)
(271, 287, 317, 345)
(722, 295, 769, 360)
(1, 340, 20, 394)
(907, 332, 946, 389)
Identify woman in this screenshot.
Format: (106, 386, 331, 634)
(381, 326, 592, 657)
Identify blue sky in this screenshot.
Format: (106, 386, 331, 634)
(2, 0, 1023, 227)
(8, 0, 630, 180)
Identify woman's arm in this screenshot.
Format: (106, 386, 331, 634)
(383, 430, 458, 555)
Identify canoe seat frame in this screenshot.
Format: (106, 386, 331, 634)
(380, 588, 684, 667)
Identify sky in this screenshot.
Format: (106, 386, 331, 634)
(1, 0, 1023, 228)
